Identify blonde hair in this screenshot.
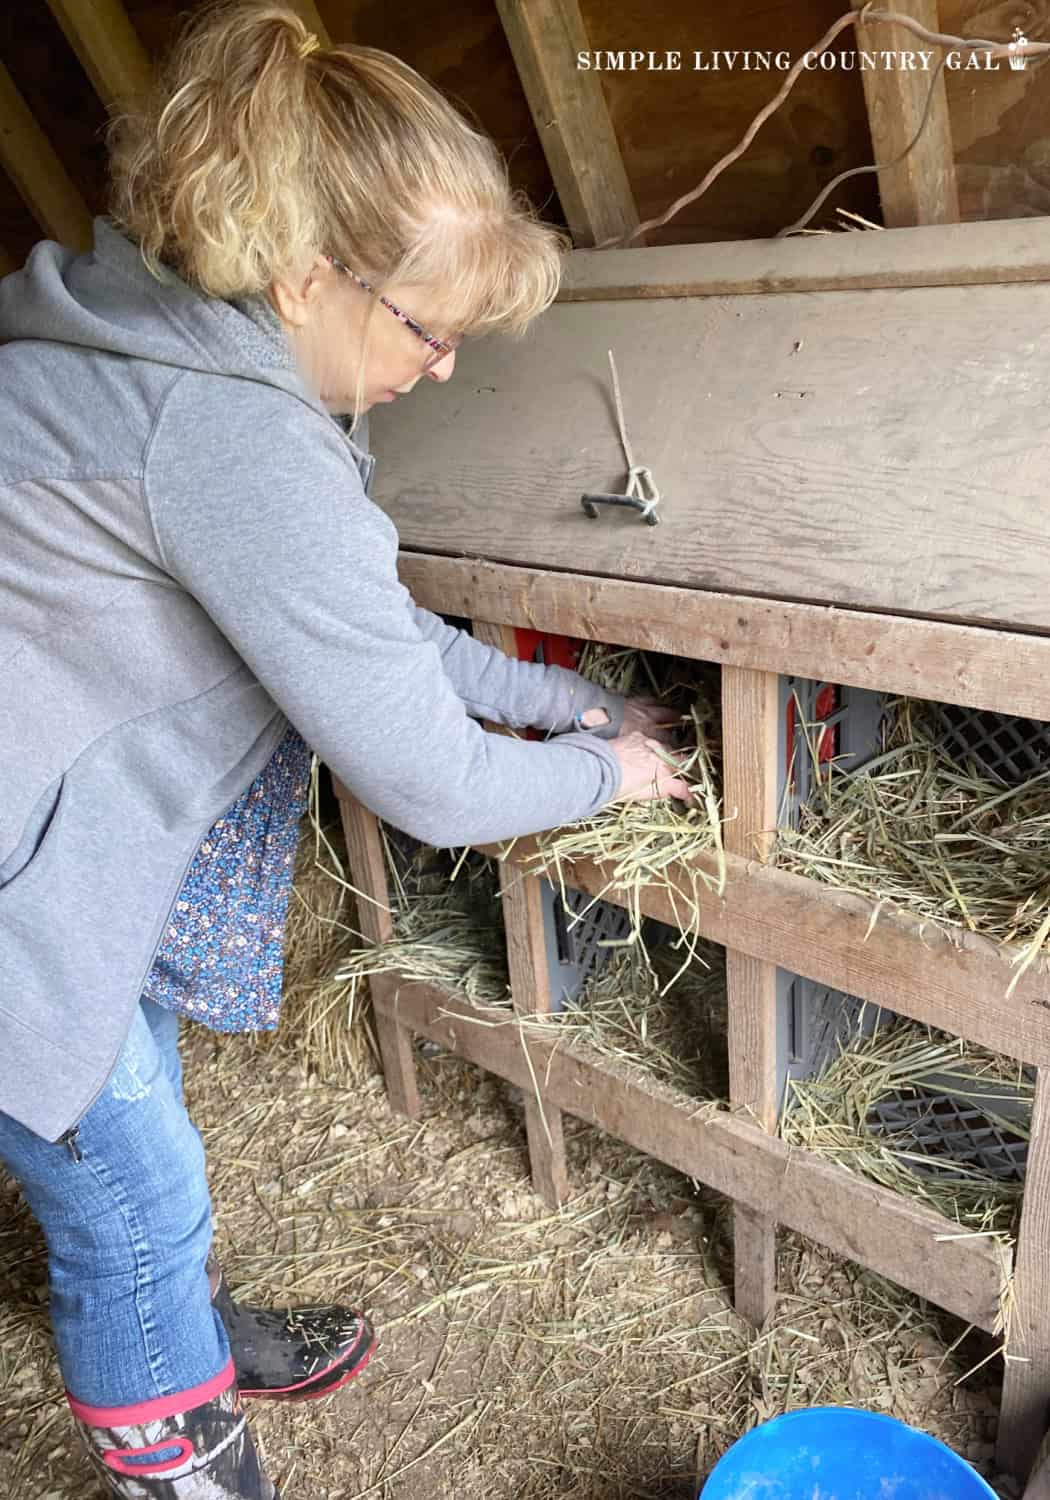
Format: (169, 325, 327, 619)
(108, 2, 568, 374)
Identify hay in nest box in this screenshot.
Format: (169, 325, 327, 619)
(781, 1016, 1030, 1286)
(331, 831, 511, 1008)
(771, 696, 1050, 990)
(513, 645, 727, 962)
(521, 939, 729, 1104)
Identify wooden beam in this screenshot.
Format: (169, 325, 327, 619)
(999, 1068, 1050, 1478)
(334, 785, 421, 1119)
(722, 667, 781, 1326)
(375, 980, 1006, 1333)
(396, 555, 1050, 725)
(471, 618, 570, 1206)
(1024, 1426, 1050, 1500)
(498, 860, 570, 1206)
(480, 843, 1050, 1070)
(494, 0, 639, 248)
(0, 63, 92, 248)
(855, 1, 959, 227)
(557, 217, 1050, 303)
(45, 0, 152, 110)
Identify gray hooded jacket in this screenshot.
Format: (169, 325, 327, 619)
(0, 219, 624, 1142)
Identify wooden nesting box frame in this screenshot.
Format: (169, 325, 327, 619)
(330, 219, 1050, 1483)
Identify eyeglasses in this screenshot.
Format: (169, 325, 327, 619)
(325, 254, 462, 372)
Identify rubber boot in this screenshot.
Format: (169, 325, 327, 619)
(68, 1360, 279, 1498)
(208, 1254, 375, 1402)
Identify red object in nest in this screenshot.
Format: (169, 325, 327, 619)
(785, 682, 839, 780)
(509, 629, 582, 742)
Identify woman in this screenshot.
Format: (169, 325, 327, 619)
(0, 4, 688, 1496)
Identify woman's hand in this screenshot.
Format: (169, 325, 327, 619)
(610, 731, 693, 804)
(621, 697, 681, 744)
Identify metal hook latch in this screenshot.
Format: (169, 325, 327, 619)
(580, 465, 660, 527)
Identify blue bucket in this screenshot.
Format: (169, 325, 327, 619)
(699, 1407, 999, 1500)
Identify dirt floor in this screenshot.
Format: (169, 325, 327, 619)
(0, 814, 1015, 1500)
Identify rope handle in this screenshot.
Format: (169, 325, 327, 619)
(580, 352, 662, 528)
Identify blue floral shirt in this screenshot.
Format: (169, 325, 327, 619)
(141, 725, 313, 1031)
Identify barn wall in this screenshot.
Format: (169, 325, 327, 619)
(0, 0, 1047, 266)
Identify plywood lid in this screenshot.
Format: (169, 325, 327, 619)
(369, 275, 1049, 632)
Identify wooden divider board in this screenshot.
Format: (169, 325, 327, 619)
(334, 785, 420, 1120)
(372, 980, 1006, 1335)
(557, 217, 1050, 302)
(397, 555, 1050, 724)
(481, 841, 1050, 1066)
(471, 619, 570, 1207)
(1001, 1069, 1050, 1477)
(371, 277, 1050, 634)
(722, 667, 781, 1326)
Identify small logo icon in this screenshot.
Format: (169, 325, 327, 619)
(1008, 28, 1029, 70)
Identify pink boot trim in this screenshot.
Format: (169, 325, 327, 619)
(66, 1357, 236, 1426)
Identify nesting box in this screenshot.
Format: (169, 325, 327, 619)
(333, 222, 1050, 1478)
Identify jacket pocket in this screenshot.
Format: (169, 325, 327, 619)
(0, 775, 66, 891)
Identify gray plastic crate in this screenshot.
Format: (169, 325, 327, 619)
(539, 880, 635, 1013)
(866, 1071, 1031, 1183)
(930, 701, 1050, 787)
(775, 685, 1044, 1180)
(773, 677, 889, 1113)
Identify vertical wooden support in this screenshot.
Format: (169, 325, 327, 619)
(494, 0, 640, 248)
(333, 775, 421, 1119)
(1024, 1423, 1050, 1500)
(0, 63, 93, 248)
(721, 666, 781, 1326)
(472, 618, 570, 1207)
(999, 1068, 1050, 1479)
(45, 0, 152, 110)
(856, 1, 959, 227)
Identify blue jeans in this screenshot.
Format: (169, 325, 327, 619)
(0, 999, 230, 1407)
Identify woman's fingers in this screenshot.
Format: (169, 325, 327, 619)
(622, 697, 681, 743)
(611, 731, 693, 804)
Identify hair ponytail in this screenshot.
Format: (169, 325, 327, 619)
(109, 1, 569, 331)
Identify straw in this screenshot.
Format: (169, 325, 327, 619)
(332, 835, 511, 1009)
(517, 646, 726, 977)
(781, 1018, 1031, 1243)
(771, 696, 1050, 983)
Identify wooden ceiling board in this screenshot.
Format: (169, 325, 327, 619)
(370, 275, 1050, 632)
(576, 0, 881, 240)
(940, 0, 1050, 221)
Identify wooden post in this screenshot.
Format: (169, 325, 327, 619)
(472, 618, 570, 1206)
(721, 666, 781, 1326)
(45, 0, 152, 110)
(494, 0, 640, 248)
(1024, 1425, 1050, 1500)
(0, 63, 93, 248)
(999, 1068, 1050, 1479)
(855, 1, 959, 226)
(333, 778, 421, 1119)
